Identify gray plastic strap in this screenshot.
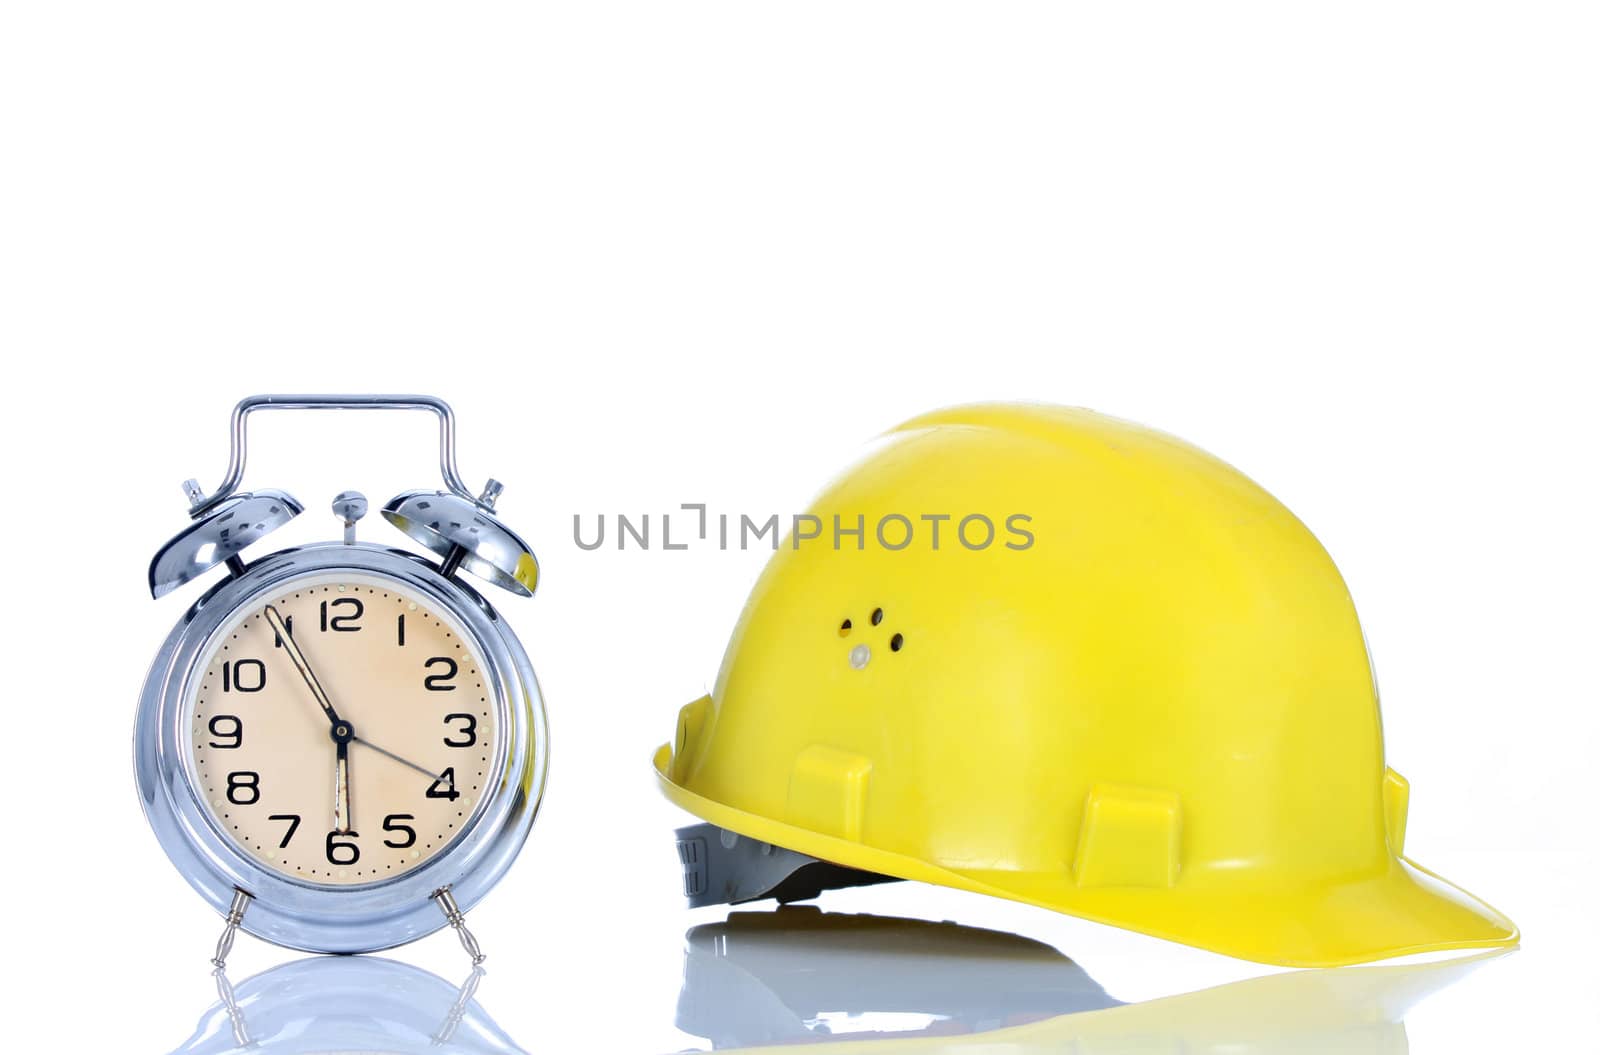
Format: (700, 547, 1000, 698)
(675, 823, 897, 908)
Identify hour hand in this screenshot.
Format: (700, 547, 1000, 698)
(263, 604, 344, 728)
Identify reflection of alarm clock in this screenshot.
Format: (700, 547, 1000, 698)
(135, 395, 547, 963)
(173, 956, 527, 1055)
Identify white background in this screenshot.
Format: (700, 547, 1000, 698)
(2, 3, 1596, 1051)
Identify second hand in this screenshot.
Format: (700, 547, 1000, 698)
(353, 737, 447, 782)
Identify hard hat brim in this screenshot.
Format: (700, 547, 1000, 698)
(654, 744, 1519, 969)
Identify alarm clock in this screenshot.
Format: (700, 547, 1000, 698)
(135, 395, 548, 965)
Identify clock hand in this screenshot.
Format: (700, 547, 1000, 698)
(351, 736, 448, 783)
(260, 605, 359, 833)
(259, 607, 449, 805)
(333, 737, 353, 835)
(262, 604, 345, 729)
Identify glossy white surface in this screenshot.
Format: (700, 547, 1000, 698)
(3, 1, 1595, 1050)
(145, 853, 1590, 1054)
(163, 911, 1523, 1055)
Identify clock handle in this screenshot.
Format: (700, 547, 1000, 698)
(182, 394, 501, 518)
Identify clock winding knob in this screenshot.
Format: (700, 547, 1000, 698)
(332, 491, 369, 545)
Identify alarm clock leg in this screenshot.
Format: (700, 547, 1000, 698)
(210, 888, 252, 969)
(431, 886, 486, 965)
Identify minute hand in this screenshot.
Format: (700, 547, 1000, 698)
(263, 604, 345, 728)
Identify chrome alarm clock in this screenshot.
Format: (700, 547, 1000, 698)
(135, 395, 547, 965)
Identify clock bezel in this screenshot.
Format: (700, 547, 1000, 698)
(135, 542, 547, 954)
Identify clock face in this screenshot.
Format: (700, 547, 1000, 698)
(185, 572, 500, 886)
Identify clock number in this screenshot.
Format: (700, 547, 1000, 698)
(272, 616, 294, 647)
(320, 597, 364, 632)
(397, 613, 406, 647)
(269, 814, 301, 848)
(226, 771, 260, 805)
(424, 656, 458, 691)
(207, 714, 243, 749)
(442, 713, 477, 748)
(426, 767, 460, 801)
(382, 813, 417, 848)
(222, 659, 266, 693)
(325, 831, 360, 866)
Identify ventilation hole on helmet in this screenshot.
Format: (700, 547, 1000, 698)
(871, 608, 884, 626)
(890, 633, 904, 652)
(838, 619, 852, 637)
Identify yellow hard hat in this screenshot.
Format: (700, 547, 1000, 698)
(654, 403, 1518, 967)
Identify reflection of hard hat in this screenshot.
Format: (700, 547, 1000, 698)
(673, 907, 1502, 1054)
(677, 906, 1120, 1048)
(655, 403, 1518, 967)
